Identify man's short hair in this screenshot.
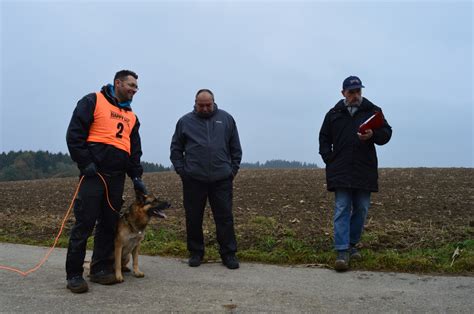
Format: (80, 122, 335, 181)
(195, 89, 214, 101)
(114, 70, 138, 81)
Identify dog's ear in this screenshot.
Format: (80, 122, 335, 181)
(135, 190, 146, 205)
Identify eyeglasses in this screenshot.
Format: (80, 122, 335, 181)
(120, 80, 139, 91)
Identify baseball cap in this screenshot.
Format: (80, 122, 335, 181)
(342, 76, 365, 90)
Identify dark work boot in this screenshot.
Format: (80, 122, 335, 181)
(66, 276, 89, 293)
(222, 254, 240, 269)
(188, 255, 203, 267)
(89, 270, 116, 285)
(350, 245, 362, 261)
(334, 250, 350, 272)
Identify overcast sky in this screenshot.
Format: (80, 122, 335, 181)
(1, 0, 472, 167)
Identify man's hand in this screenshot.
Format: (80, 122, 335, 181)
(81, 162, 97, 177)
(358, 129, 373, 141)
(133, 177, 148, 195)
(176, 168, 188, 181)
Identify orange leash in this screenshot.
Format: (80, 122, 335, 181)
(96, 173, 119, 214)
(0, 173, 118, 276)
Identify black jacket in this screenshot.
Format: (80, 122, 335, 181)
(66, 85, 143, 178)
(170, 106, 242, 182)
(319, 97, 392, 192)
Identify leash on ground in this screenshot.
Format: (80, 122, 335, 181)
(0, 173, 118, 276)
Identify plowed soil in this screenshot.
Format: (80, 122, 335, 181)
(0, 168, 472, 252)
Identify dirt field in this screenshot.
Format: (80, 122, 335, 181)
(0, 168, 473, 253)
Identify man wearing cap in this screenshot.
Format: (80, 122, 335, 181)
(319, 76, 392, 271)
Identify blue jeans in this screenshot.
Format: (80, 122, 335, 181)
(333, 188, 371, 251)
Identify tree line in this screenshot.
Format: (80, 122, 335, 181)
(0, 151, 318, 182)
(241, 159, 318, 169)
(0, 151, 169, 182)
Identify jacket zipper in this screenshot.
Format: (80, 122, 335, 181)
(206, 119, 211, 181)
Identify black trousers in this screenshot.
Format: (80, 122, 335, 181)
(182, 176, 237, 258)
(65, 174, 124, 279)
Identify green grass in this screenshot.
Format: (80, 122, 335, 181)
(358, 241, 474, 273)
(140, 228, 187, 256)
(1, 232, 472, 274)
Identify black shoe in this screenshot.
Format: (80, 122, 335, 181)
(334, 250, 349, 272)
(222, 255, 240, 269)
(89, 270, 116, 285)
(350, 245, 362, 261)
(67, 276, 88, 293)
(188, 255, 202, 267)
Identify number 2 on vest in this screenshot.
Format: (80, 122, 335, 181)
(116, 122, 124, 138)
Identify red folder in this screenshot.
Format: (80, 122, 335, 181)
(359, 111, 384, 133)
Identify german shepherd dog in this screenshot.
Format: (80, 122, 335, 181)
(114, 191, 170, 283)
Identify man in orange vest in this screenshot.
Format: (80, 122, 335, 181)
(65, 70, 147, 293)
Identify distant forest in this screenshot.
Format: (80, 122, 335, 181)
(241, 160, 318, 169)
(0, 151, 169, 182)
(0, 151, 318, 182)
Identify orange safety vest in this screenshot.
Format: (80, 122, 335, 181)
(87, 92, 137, 155)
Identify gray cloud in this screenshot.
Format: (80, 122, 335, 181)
(1, 0, 472, 167)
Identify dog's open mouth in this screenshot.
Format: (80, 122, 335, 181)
(147, 201, 171, 219)
(152, 209, 167, 219)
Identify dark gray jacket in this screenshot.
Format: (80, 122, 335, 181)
(170, 106, 242, 182)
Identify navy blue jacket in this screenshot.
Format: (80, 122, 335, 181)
(170, 106, 242, 182)
(319, 98, 392, 192)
